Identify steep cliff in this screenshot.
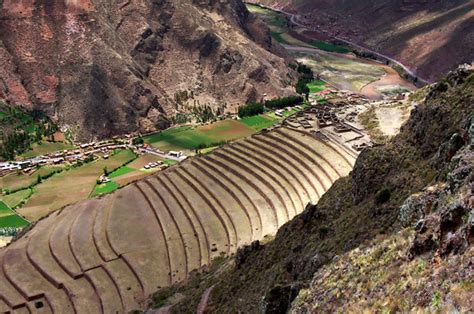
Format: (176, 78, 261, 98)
(0, 0, 294, 140)
(150, 66, 473, 312)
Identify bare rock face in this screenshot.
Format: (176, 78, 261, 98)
(0, 0, 294, 140)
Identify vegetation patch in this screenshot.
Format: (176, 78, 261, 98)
(0, 102, 58, 160)
(307, 80, 327, 93)
(109, 166, 136, 178)
(0, 189, 32, 209)
(91, 181, 120, 197)
(0, 201, 29, 228)
(310, 40, 350, 53)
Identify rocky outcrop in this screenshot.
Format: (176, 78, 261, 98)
(0, 0, 294, 140)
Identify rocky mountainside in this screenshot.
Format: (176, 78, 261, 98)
(150, 66, 473, 312)
(0, 0, 294, 140)
(249, 0, 474, 82)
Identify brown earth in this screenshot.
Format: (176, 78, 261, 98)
(249, 0, 474, 82)
(0, 0, 295, 141)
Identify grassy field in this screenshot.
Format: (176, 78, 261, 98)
(18, 149, 136, 221)
(145, 120, 257, 151)
(109, 166, 136, 178)
(0, 189, 32, 209)
(307, 80, 327, 93)
(310, 41, 350, 53)
(0, 201, 29, 228)
(240, 115, 278, 131)
(21, 142, 76, 158)
(91, 181, 119, 197)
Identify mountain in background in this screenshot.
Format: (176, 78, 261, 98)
(249, 0, 474, 82)
(0, 0, 294, 141)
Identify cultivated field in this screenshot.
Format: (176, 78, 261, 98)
(17, 150, 136, 221)
(145, 116, 280, 151)
(0, 201, 28, 228)
(0, 125, 357, 313)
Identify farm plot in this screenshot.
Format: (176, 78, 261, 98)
(293, 51, 385, 92)
(18, 149, 136, 221)
(0, 201, 28, 228)
(240, 115, 279, 131)
(93, 154, 166, 192)
(0, 166, 64, 192)
(0, 189, 32, 209)
(145, 121, 256, 151)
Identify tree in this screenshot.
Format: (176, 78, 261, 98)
(103, 167, 108, 176)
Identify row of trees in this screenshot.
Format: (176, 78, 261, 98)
(238, 95, 303, 118)
(265, 95, 303, 109)
(295, 63, 315, 97)
(238, 102, 264, 118)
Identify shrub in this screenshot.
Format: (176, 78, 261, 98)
(375, 188, 391, 204)
(238, 103, 264, 118)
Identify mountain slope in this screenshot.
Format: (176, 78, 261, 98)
(249, 0, 474, 82)
(0, 0, 294, 140)
(151, 66, 473, 313)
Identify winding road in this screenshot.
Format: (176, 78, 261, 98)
(252, 3, 431, 84)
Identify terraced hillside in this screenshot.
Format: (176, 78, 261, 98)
(0, 126, 356, 313)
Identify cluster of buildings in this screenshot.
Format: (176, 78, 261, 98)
(0, 141, 129, 178)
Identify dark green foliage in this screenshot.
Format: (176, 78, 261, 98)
(192, 105, 216, 123)
(295, 63, 314, 97)
(132, 137, 144, 145)
(238, 103, 264, 118)
(375, 188, 391, 204)
(265, 96, 303, 109)
(296, 79, 310, 96)
(0, 102, 58, 160)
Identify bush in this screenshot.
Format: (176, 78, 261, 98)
(375, 188, 391, 204)
(238, 103, 264, 118)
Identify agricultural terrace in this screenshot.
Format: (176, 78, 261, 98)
(0, 201, 28, 229)
(0, 124, 359, 313)
(18, 149, 136, 221)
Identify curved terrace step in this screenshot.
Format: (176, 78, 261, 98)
(0, 126, 359, 312)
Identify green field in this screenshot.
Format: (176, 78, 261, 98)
(310, 41, 350, 53)
(0, 201, 29, 228)
(91, 181, 119, 197)
(307, 80, 327, 93)
(145, 120, 257, 151)
(109, 166, 136, 178)
(240, 115, 278, 131)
